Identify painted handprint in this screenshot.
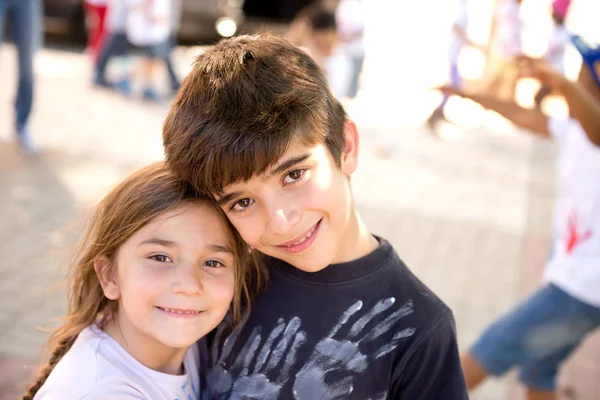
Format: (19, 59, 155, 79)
(292, 298, 416, 400)
(203, 316, 306, 400)
(565, 210, 592, 254)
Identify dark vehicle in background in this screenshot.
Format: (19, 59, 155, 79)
(43, 0, 245, 45)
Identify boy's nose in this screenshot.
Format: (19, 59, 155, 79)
(267, 207, 301, 235)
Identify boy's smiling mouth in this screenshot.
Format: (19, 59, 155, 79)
(275, 219, 322, 254)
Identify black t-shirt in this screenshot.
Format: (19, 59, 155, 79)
(200, 238, 468, 399)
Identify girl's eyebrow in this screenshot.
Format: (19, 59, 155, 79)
(139, 238, 177, 247)
(140, 239, 232, 254)
(207, 244, 233, 254)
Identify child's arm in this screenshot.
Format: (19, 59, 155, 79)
(437, 85, 551, 137)
(559, 80, 600, 146)
(520, 57, 600, 146)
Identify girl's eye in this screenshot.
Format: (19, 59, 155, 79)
(283, 169, 306, 185)
(150, 254, 172, 263)
(204, 260, 225, 268)
(231, 198, 254, 212)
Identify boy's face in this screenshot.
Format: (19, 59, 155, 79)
(216, 122, 360, 272)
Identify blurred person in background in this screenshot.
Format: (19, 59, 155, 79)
(334, 0, 365, 100)
(164, 0, 181, 92)
(427, 0, 483, 129)
(285, 3, 338, 73)
(437, 36, 600, 400)
(125, 0, 176, 101)
(94, 0, 130, 91)
(480, 0, 523, 101)
(0, 0, 41, 154)
(534, 0, 571, 110)
(84, 0, 109, 63)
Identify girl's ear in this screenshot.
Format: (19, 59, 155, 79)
(94, 256, 120, 300)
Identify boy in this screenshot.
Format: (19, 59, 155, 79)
(437, 36, 600, 400)
(163, 35, 468, 399)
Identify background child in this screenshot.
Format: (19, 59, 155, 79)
(437, 37, 600, 400)
(84, 0, 109, 63)
(534, 0, 571, 110)
(481, 0, 523, 101)
(126, 0, 175, 100)
(427, 0, 483, 129)
(23, 163, 261, 399)
(286, 4, 338, 73)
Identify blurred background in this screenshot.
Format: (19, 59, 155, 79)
(1, 0, 599, 399)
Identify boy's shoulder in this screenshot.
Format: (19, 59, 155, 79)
(263, 236, 452, 335)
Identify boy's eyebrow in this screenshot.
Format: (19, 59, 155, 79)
(216, 153, 312, 207)
(270, 154, 311, 176)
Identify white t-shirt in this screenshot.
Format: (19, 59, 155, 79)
(544, 118, 600, 307)
(491, 0, 522, 60)
(545, 25, 569, 74)
(126, 0, 171, 46)
(34, 324, 200, 400)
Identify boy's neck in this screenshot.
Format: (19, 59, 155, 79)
(333, 209, 380, 264)
(103, 312, 188, 375)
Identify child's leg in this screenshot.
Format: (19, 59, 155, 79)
(525, 388, 555, 400)
(460, 352, 489, 388)
(465, 284, 600, 392)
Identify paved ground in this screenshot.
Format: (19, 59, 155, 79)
(1, 0, 600, 398)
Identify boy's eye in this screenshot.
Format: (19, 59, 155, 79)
(150, 254, 172, 263)
(231, 198, 254, 212)
(204, 259, 225, 268)
(283, 169, 306, 184)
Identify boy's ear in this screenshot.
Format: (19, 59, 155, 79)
(340, 120, 360, 175)
(94, 256, 120, 300)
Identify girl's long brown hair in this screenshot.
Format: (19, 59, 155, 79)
(23, 162, 265, 399)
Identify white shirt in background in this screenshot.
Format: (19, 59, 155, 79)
(126, 0, 172, 46)
(491, 0, 522, 59)
(545, 24, 569, 74)
(34, 324, 200, 400)
(106, 0, 129, 33)
(544, 118, 600, 308)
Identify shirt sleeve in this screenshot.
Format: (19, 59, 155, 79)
(391, 311, 469, 400)
(548, 117, 578, 145)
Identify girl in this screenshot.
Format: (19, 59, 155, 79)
(23, 162, 263, 399)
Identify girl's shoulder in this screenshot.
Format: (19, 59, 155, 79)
(35, 325, 144, 399)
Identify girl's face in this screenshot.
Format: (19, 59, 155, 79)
(103, 203, 235, 350)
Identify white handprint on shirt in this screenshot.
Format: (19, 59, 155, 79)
(203, 316, 306, 400)
(292, 298, 415, 400)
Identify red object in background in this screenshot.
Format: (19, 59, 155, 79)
(84, 3, 108, 62)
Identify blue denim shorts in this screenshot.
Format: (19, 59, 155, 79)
(471, 284, 600, 391)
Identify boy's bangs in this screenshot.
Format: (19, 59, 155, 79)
(198, 119, 325, 197)
(215, 131, 291, 194)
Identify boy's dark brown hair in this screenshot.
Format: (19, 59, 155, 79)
(163, 34, 347, 197)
